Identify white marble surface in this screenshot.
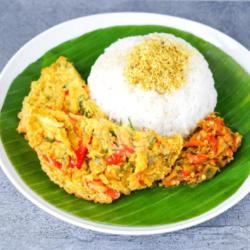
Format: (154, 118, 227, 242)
(0, 1, 250, 249)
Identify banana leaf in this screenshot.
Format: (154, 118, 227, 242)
(0, 25, 250, 226)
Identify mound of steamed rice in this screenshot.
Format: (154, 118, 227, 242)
(88, 33, 217, 137)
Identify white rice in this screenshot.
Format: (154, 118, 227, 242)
(88, 33, 217, 137)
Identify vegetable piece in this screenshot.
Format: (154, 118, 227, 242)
(187, 153, 208, 165)
(206, 135, 218, 153)
(182, 170, 190, 177)
(105, 187, 121, 200)
(69, 141, 88, 169)
(106, 152, 124, 165)
(122, 144, 135, 154)
(43, 155, 62, 169)
(79, 96, 91, 117)
(156, 139, 161, 145)
(44, 136, 55, 143)
(185, 138, 203, 147)
(75, 143, 88, 168)
(162, 113, 242, 187)
(90, 180, 120, 200)
(106, 145, 134, 165)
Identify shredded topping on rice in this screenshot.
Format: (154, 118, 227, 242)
(125, 37, 190, 94)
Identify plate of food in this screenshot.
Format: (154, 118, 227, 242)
(0, 12, 249, 235)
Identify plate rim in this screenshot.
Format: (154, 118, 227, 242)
(0, 12, 250, 235)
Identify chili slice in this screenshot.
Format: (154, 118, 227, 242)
(106, 153, 123, 165)
(187, 153, 208, 165)
(105, 187, 120, 200)
(69, 141, 88, 169)
(106, 145, 134, 165)
(43, 155, 62, 169)
(182, 170, 190, 177)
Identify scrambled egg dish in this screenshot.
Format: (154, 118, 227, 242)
(18, 57, 183, 203)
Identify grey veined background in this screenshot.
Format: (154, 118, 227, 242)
(0, 1, 250, 250)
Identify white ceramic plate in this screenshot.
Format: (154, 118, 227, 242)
(0, 12, 250, 235)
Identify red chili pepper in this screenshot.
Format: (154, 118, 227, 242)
(207, 135, 218, 154)
(156, 139, 161, 145)
(75, 143, 88, 169)
(43, 155, 50, 162)
(182, 170, 190, 177)
(187, 153, 208, 165)
(122, 145, 135, 154)
(106, 145, 134, 165)
(185, 138, 204, 147)
(91, 180, 120, 200)
(69, 141, 88, 169)
(43, 155, 62, 169)
(53, 160, 62, 169)
(105, 187, 120, 200)
(106, 153, 123, 165)
(215, 117, 224, 126)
